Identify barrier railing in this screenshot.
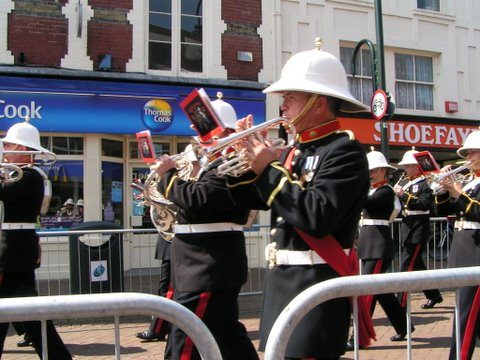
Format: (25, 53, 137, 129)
(263, 266, 480, 360)
(0, 292, 222, 360)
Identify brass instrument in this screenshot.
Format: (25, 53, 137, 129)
(132, 147, 199, 241)
(427, 162, 472, 194)
(0, 142, 23, 183)
(198, 117, 296, 177)
(2, 150, 57, 166)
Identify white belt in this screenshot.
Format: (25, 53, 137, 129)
(174, 222, 243, 234)
(403, 210, 429, 216)
(455, 220, 480, 230)
(265, 242, 350, 268)
(2, 223, 36, 230)
(359, 219, 390, 226)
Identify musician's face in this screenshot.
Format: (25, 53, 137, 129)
(3, 143, 30, 163)
(466, 149, 480, 172)
(280, 92, 310, 120)
(369, 167, 387, 184)
(404, 164, 421, 177)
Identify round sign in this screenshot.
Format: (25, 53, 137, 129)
(370, 89, 388, 120)
(141, 99, 174, 131)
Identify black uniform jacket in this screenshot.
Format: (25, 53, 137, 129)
(436, 179, 480, 268)
(399, 177, 433, 246)
(227, 130, 369, 357)
(0, 167, 43, 272)
(156, 158, 249, 293)
(357, 184, 396, 260)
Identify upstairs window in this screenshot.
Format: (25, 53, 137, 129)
(340, 46, 374, 106)
(149, 0, 203, 73)
(395, 53, 434, 111)
(417, 0, 440, 11)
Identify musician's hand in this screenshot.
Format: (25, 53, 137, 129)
(243, 137, 278, 175)
(152, 155, 176, 175)
(440, 176, 462, 199)
(235, 115, 254, 132)
(439, 164, 452, 173)
(393, 184, 404, 196)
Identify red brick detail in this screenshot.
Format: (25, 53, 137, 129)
(87, 21, 132, 72)
(7, 13, 68, 67)
(88, 0, 132, 10)
(222, 0, 261, 26)
(222, 34, 263, 81)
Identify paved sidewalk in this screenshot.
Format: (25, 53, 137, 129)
(3, 291, 458, 359)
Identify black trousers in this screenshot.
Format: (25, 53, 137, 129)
(398, 242, 442, 305)
(148, 259, 171, 337)
(362, 259, 407, 334)
(449, 285, 480, 360)
(165, 287, 258, 360)
(0, 271, 71, 359)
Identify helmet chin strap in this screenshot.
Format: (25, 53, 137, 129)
(291, 94, 319, 125)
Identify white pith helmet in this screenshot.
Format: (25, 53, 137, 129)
(64, 198, 74, 206)
(76, 199, 84, 207)
(184, 144, 198, 163)
(457, 130, 480, 158)
(210, 92, 237, 129)
(263, 38, 369, 113)
(367, 147, 397, 171)
(1, 117, 49, 152)
(398, 147, 419, 167)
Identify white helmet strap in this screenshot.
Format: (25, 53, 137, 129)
(291, 94, 319, 125)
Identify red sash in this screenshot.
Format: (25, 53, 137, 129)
(294, 227, 376, 347)
(461, 286, 480, 360)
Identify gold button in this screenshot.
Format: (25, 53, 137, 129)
(270, 228, 277, 236)
(276, 217, 283, 223)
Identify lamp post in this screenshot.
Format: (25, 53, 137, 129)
(351, 0, 393, 160)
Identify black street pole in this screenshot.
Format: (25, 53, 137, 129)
(375, 0, 389, 160)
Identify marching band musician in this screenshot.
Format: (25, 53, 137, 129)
(226, 40, 373, 359)
(136, 145, 199, 343)
(0, 120, 71, 359)
(393, 148, 443, 309)
(435, 130, 480, 360)
(151, 103, 258, 359)
(347, 148, 410, 350)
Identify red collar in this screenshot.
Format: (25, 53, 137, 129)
(371, 180, 387, 189)
(297, 120, 341, 143)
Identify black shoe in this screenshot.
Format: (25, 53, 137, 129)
(421, 296, 443, 309)
(135, 330, 165, 342)
(17, 335, 33, 347)
(390, 325, 415, 341)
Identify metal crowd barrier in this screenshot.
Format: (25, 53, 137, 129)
(0, 292, 222, 360)
(35, 218, 452, 297)
(264, 266, 480, 360)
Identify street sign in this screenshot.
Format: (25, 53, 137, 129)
(370, 89, 388, 120)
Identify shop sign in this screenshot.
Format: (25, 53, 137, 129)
(338, 117, 478, 149)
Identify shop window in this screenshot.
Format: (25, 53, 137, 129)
(102, 161, 124, 226)
(395, 53, 434, 111)
(39, 160, 84, 230)
(131, 167, 154, 229)
(102, 139, 123, 158)
(129, 141, 171, 159)
(40, 136, 84, 155)
(340, 46, 373, 105)
(417, 0, 440, 11)
(148, 0, 203, 73)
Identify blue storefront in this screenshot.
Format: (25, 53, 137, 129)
(0, 75, 266, 230)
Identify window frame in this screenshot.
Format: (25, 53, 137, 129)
(394, 52, 435, 112)
(417, 0, 440, 12)
(340, 45, 374, 106)
(147, 0, 205, 76)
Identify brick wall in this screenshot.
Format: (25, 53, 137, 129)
(222, 0, 263, 81)
(8, 1, 68, 67)
(87, 0, 133, 72)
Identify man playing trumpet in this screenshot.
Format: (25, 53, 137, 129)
(434, 130, 480, 360)
(226, 39, 373, 359)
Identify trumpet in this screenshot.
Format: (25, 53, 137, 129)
(2, 150, 57, 166)
(427, 162, 472, 194)
(198, 117, 296, 177)
(0, 163, 23, 183)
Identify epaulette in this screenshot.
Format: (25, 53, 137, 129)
(336, 129, 355, 140)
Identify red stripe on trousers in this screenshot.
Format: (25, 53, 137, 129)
(461, 286, 480, 360)
(180, 292, 212, 360)
(153, 285, 174, 334)
(401, 244, 422, 307)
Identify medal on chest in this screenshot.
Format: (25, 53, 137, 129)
(412, 184, 419, 193)
(299, 155, 319, 183)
